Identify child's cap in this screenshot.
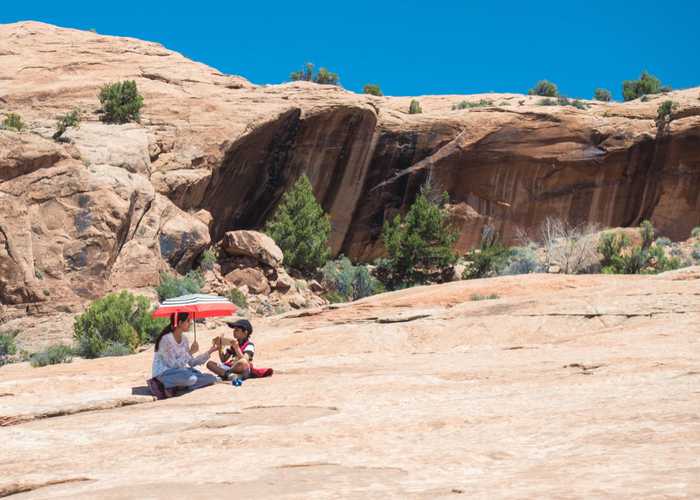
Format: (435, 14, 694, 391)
(226, 319, 253, 334)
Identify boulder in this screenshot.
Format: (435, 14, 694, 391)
(221, 230, 283, 267)
(156, 196, 211, 273)
(224, 268, 270, 295)
(192, 209, 213, 229)
(273, 269, 294, 293)
(309, 279, 325, 293)
(287, 293, 307, 309)
(219, 255, 260, 275)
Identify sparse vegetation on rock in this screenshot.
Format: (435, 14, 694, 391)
(265, 175, 331, 273)
(2, 113, 24, 131)
(453, 99, 492, 110)
(380, 182, 457, 287)
(463, 226, 512, 279)
(73, 291, 166, 358)
(598, 221, 681, 274)
(98, 80, 144, 123)
(537, 97, 587, 109)
(499, 244, 543, 275)
(321, 256, 383, 302)
(363, 84, 382, 96)
(0, 330, 18, 366)
(408, 99, 422, 114)
(470, 293, 499, 301)
(622, 71, 669, 101)
(53, 108, 81, 141)
(226, 287, 248, 310)
(290, 63, 340, 86)
(199, 248, 217, 271)
(30, 344, 74, 367)
(156, 271, 205, 301)
(528, 80, 558, 97)
(594, 88, 612, 102)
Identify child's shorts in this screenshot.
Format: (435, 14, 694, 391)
(217, 361, 251, 379)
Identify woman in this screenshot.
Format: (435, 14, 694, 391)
(148, 312, 218, 399)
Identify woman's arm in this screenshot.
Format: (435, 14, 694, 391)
(189, 344, 217, 367)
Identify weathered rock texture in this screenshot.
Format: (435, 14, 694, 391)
(1, 21, 699, 318)
(1, 268, 699, 498)
(221, 230, 283, 267)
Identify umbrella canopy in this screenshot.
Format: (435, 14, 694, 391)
(152, 293, 237, 319)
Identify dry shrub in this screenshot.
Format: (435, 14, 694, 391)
(540, 217, 599, 274)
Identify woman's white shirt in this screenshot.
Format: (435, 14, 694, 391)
(152, 333, 210, 377)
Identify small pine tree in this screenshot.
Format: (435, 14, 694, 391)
(622, 71, 667, 101)
(265, 175, 331, 273)
(290, 62, 315, 82)
(290, 64, 340, 86)
(594, 88, 612, 102)
(314, 67, 340, 85)
(98, 80, 144, 123)
(408, 99, 422, 114)
(655, 100, 678, 127)
(528, 80, 558, 97)
(381, 184, 458, 286)
(363, 84, 383, 96)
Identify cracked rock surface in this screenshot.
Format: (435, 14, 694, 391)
(1, 268, 698, 498)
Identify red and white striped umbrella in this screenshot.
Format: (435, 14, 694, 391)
(152, 294, 237, 341)
(152, 293, 237, 319)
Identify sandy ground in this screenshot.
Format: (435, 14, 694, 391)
(1, 270, 699, 499)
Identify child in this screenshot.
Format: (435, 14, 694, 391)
(207, 319, 255, 381)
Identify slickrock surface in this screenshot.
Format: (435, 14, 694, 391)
(1, 269, 699, 499)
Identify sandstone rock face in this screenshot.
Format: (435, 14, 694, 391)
(0, 129, 209, 320)
(221, 230, 283, 267)
(1, 21, 699, 323)
(0, 269, 698, 497)
(64, 122, 151, 175)
(224, 268, 270, 295)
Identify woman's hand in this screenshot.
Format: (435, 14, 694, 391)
(190, 340, 199, 355)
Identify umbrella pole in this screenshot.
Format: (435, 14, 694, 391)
(193, 313, 197, 343)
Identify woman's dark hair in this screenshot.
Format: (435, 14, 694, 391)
(155, 312, 190, 351)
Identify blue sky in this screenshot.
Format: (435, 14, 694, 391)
(4, 1, 699, 99)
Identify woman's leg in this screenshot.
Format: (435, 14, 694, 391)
(157, 367, 199, 389)
(189, 369, 218, 389)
